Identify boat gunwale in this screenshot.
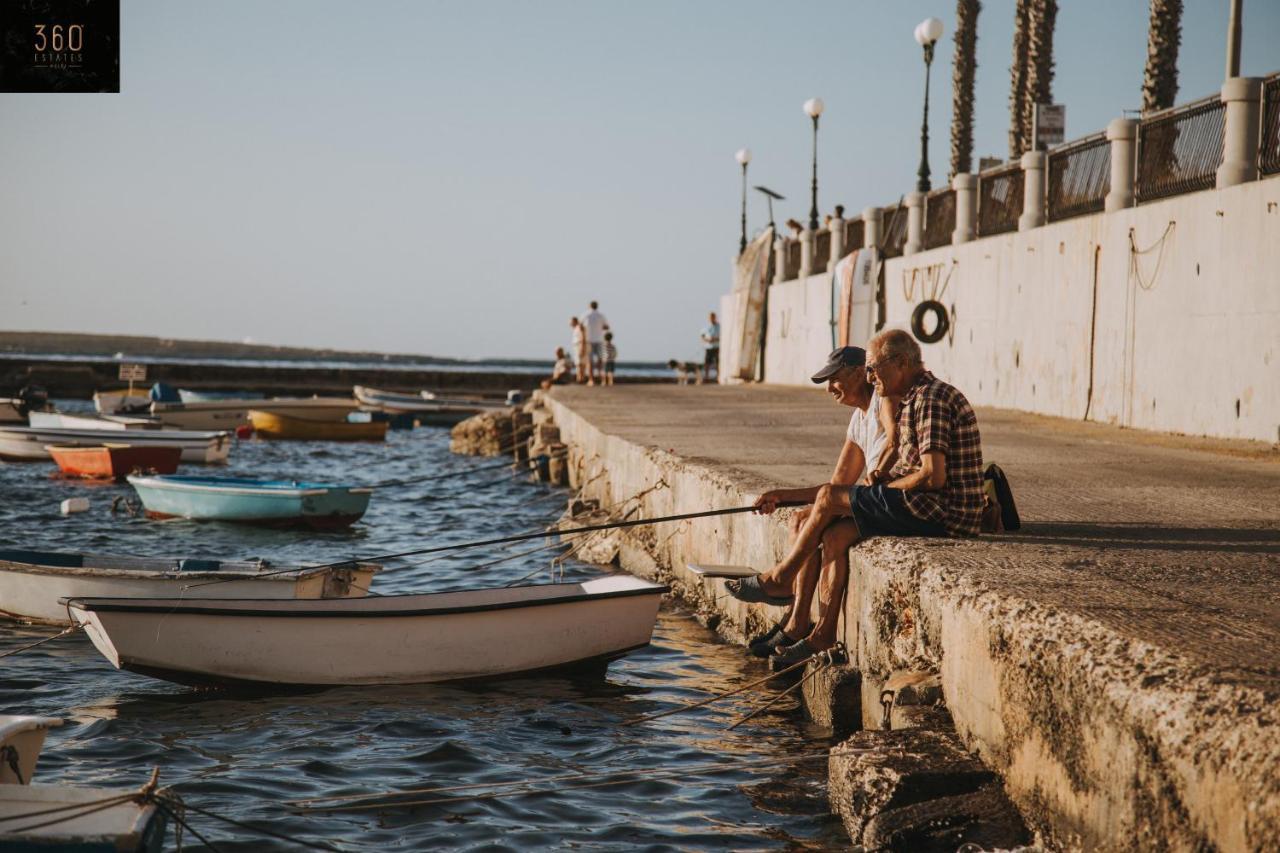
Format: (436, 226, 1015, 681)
(65, 580, 669, 619)
(127, 475, 354, 498)
(0, 556, 381, 582)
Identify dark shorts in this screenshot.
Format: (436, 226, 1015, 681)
(848, 484, 947, 538)
(604, 360, 615, 374)
(704, 347, 719, 369)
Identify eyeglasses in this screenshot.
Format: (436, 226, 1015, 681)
(864, 356, 898, 376)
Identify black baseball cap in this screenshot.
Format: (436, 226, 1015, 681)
(810, 346, 866, 383)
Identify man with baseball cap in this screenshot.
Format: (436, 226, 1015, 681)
(729, 345, 896, 662)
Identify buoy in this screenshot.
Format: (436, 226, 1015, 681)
(60, 497, 90, 515)
(236, 424, 254, 439)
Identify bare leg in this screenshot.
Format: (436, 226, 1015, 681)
(807, 518, 861, 650)
(783, 509, 817, 638)
(755, 484, 853, 596)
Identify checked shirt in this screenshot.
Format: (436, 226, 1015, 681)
(890, 371, 984, 537)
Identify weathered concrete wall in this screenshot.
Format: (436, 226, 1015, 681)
(725, 179, 1280, 441)
(542, 389, 1280, 852)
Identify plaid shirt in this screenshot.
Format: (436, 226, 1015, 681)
(890, 370, 984, 537)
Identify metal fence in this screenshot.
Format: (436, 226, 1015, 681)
(880, 204, 908, 258)
(1136, 94, 1225, 203)
(922, 188, 956, 250)
(842, 217, 864, 257)
(813, 229, 831, 275)
(977, 164, 1023, 236)
(1048, 131, 1110, 221)
(1261, 73, 1280, 176)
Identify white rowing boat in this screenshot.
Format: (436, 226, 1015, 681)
(0, 425, 232, 464)
(0, 549, 380, 626)
(67, 575, 667, 687)
(0, 716, 168, 851)
(28, 411, 163, 430)
(354, 385, 507, 425)
(149, 397, 359, 430)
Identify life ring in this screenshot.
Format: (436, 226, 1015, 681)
(911, 300, 949, 344)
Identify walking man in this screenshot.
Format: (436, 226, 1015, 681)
(701, 312, 720, 382)
(581, 301, 610, 385)
(728, 328, 984, 664)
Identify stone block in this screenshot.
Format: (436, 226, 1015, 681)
(860, 782, 1032, 852)
(828, 728, 998, 842)
(801, 663, 861, 737)
(535, 424, 560, 445)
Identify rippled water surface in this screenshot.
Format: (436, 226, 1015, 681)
(1, 403, 843, 850)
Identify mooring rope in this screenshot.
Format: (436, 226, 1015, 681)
(0, 624, 82, 658)
(370, 452, 566, 489)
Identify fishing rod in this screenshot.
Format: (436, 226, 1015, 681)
(183, 501, 802, 590)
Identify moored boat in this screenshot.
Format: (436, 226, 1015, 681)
(93, 388, 151, 414)
(0, 716, 168, 852)
(0, 426, 231, 465)
(151, 396, 359, 430)
(46, 444, 182, 479)
(354, 385, 507, 426)
(29, 411, 163, 430)
(67, 574, 667, 687)
(127, 474, 372, 528)
(248, 410, 389, 442)
(0, 549, 379, 626)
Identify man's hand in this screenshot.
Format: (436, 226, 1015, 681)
(753, 490, 785, 515)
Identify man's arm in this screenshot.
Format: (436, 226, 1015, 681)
(869, 397, 900, 482)
(754, 440, 864, 514)
(886, 450, 946, 491)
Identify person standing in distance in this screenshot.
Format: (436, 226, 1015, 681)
(570, 317, 588, 383)
(701, 312, 720, 382)
(581, 301, 610, 386)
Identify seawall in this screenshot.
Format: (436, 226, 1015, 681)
(538, 384, 1279, 851)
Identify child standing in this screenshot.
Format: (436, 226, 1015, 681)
(603, 332, 618, 386)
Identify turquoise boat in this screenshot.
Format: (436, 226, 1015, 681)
(127, 474, 372, 529)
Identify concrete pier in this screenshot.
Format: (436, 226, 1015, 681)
(539, 384, 1279, 851)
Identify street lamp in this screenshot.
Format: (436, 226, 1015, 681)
(803, 97, 824, 231)
(913, 17, 944, 193)
(735, 148, 752, 254)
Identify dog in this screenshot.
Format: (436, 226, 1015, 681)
(667, 359, 704, 385)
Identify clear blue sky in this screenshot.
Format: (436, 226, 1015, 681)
(2, 1, 1275, 360)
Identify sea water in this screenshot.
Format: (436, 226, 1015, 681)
(0, 402, 844, 850)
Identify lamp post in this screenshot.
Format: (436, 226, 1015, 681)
(735, 148, 752, 254)
(803, 98, 824, 231)
(913, 17, 944, 193)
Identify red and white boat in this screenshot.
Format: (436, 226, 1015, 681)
(45, 444, 182, 479)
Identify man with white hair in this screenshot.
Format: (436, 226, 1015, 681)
(729, 328, 984, 664)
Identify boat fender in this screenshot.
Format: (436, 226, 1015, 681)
(910, 300, 949, 344)
(60, 497, 90, 515)
(236, 424, 254, 439)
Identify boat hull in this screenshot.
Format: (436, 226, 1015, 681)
(68, 576, 666, 686)
(0, 551, 379, 625)
(46, 445, 182, 479)
(127, 475, 372, 528)
(0, 427, 230, 465)
(0, 784, 167, 852)
(151, 397, 358, 430)
(248, 410, 389, 442)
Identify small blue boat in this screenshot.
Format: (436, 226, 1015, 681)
(127, 474, 373, 529)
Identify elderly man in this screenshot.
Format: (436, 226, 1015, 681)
(729, 328, 984, 664)
(734, 346, 896, 658)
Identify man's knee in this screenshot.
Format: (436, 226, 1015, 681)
(821, 520, 859, 552)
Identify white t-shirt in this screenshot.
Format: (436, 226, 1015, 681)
(846, 392, 887, 481)
(582, 310, 609, 343)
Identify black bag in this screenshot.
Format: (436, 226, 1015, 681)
(983, 463, 1021, 532)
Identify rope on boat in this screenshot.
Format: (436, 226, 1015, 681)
(182, 503, 779, 591)
(288, 752, 833, 814)
(0, 624, 82, 658)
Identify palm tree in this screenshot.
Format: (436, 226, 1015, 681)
(1007, 0, 1031, 158)
(950, 0, 982, 178)
(1023, 0, 1058, 151)
(1141, 0, 1182, 113)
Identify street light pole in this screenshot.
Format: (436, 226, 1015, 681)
(914, 18, 944, 194)
(735, 148, 752, 254)
(804, 98, 824, 231)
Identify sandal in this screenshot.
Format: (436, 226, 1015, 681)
(750, 628, 801, 658)
(725, 575, 794, 606)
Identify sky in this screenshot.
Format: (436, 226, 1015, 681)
(1, 0, 1276, 361)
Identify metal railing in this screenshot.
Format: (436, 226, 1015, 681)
(1261, 73, 1280, 176)
(843, 217, 864, 256)
(922, 188, 956, 250)
(1048, 131, 1110, 221)
(880, 204, 908, 258)
(1136, 94, 1225, 203)
(813, 229, 831, 275)
(977, 164, 1023, 236)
